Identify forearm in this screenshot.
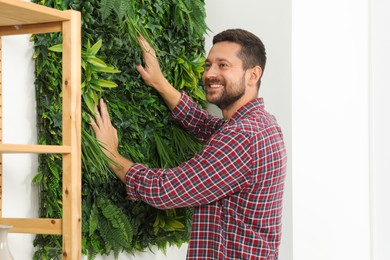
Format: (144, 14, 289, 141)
(126, 133, 252, 208)
(152, 78, 181, 111)
(108, 151, 134, 183)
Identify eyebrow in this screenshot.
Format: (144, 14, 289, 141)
(205, 57, 231, 64)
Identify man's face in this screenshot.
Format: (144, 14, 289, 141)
(202, 41, 247, 109)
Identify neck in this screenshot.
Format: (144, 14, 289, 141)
(221, 95, 257, 120)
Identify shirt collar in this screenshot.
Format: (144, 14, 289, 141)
(230, 97, 264, 121)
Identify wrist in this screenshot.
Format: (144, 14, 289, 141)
(153, 77, 170, 92)
(109, 153, 134, 183)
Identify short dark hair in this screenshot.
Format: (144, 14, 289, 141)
(213, 29, 267, 87)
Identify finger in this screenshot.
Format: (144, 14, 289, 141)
(94, 103, 103, 126)
(136, 64, 152, 85)
(138, 35, 156, 56)
(137, 34, 145, 42)
(136, 64, 150, 78)
(99, 99, 111, 125)
(89, 116, 99, 133)
(137, 35, 148, 51)
(113, 127, 117, 137)
(136, 64, 146, 75)
(114, 128, 118, 143)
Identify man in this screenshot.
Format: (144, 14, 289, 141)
(91, 29, 287, 259)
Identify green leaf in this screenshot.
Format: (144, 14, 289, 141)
(168, 219, 185, 229)
(89, 39, 102, 56)
(87, 56, 108, 68)
(94, 66, 121, 73)
(92, 79, 118, 88)
(83, 93, 96, 114)
(32, 171, 43, 183)
(48, 44, 63, 53)
(89, 203, 99, 236)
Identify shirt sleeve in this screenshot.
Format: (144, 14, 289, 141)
(171, 92, 225, 144)
(125, 127, 253, 209)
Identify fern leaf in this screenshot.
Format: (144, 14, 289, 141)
(98, 197, 134, 245)
(100, 0, 115, 19)
(89, 202, 99, 236)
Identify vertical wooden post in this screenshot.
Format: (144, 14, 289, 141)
(0, 37, 2, 219)
(61, 10, 81, 260)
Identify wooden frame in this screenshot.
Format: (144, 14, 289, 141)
(0, 0, 81, 259)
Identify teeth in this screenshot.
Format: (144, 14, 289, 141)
(210, 84, 223, 88)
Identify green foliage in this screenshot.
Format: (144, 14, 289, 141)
(31, 0, 207, 258)
(48, 39, 121, 113)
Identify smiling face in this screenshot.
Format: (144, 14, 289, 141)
(203, 41, 249, 110)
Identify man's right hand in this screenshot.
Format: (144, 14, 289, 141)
(90, 99, 133, 183)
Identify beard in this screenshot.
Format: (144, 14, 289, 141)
(204, 75, 246, 109)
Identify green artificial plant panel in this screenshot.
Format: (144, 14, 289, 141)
(31, 0, 207, 259)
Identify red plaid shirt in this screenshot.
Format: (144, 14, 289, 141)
(126, 92, 287, 259)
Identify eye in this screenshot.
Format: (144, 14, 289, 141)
(204, 63, 211, 70)
(219, 63, 228, 68)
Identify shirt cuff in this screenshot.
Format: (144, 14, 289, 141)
(125, 163, 146, 201)
(170, 91, 192, 122)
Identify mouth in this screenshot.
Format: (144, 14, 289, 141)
(204, 79, 225, 92)
(208, 84, 223, 89)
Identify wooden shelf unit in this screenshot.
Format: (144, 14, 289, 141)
(0, 0, 81, 259)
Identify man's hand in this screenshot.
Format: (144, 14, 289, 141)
(136, 35, 181, 110)
(136, 35, 167, 89)
(90, 99, 133, 182)
(90, 99, 119, 160)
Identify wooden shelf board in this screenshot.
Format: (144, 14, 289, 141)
(0, 144, 71, 154)
(0, 218, 62, 234)
(0, 0, 70, 27)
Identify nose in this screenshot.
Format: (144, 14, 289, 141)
(203, 64, 218, 80)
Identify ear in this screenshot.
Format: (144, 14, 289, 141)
(247, 65, 262, 87)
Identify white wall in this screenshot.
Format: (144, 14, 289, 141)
(292, 0, 389, 259)
(2, 35, 39, 260)
(370, 0, 390, 259)
(292, 0, 390, 259)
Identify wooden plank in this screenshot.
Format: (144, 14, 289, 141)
(61, 10, 82, 260)
(0, 0, 70, 26)
(0, 37, 2, 218)
(0, 218, 62, 234)
(0, 22, 62, 36)
(0, 144, 71, 154)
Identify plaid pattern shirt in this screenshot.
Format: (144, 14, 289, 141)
(126, 92, 287, 259)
